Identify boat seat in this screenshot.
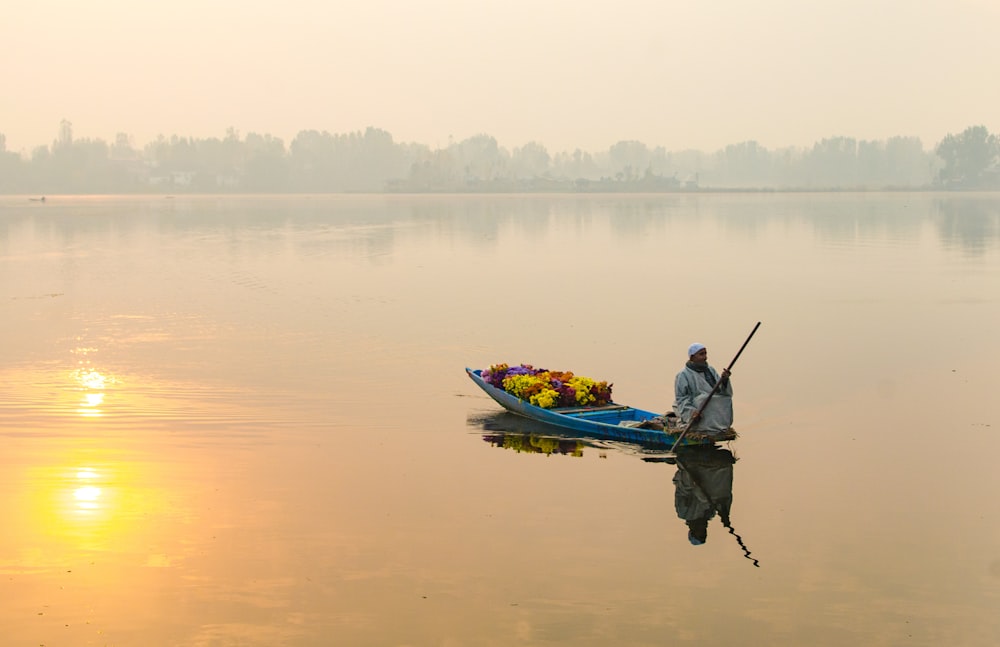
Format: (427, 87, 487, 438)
(555, 404, 630, 415)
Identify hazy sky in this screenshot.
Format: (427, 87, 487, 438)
(2, 0, 998, 154)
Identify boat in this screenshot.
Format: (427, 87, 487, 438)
(465, 367, 736, 448)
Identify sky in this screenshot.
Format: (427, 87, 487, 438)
(2, 0, 998, 155)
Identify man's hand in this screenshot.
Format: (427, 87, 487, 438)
(721, 368, 731, 379)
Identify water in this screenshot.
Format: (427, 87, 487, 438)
(1, 193, 998, 646)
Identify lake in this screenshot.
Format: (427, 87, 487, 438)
(1, 192, 998, 646)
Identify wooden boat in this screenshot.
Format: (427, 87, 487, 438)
(465, 367, 735, 448)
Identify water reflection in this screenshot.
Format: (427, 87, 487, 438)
(474, 411, 603, 457)
(25, 461, 131, 554)
(478, 410, 760, 565)
(4, 193, 998, 643)
(71, 366, 115, 418)
(483, 432, 587, 457)
(933, 195, 1000, 254)
(646, 445, 759, 567)
(475, 411, 759, 564)
(4, 195, 999, 270)
(72, 468, 103, 514)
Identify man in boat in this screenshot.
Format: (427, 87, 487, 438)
(673, 343, 733, 431)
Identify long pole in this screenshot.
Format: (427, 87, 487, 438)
(669, 321, 761, 452)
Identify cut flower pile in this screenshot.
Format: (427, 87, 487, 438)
(481, 363, 613, 409)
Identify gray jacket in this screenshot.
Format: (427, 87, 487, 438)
(673, 365, 734, 430)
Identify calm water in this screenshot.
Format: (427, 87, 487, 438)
(1, 193, 998, 646)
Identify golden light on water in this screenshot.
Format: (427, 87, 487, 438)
(75, 369, 107, 390)
(84, 392, 104, 406)
(17, 464, 123, 553)
(72, 468, 103, 513)
(73, 485, 102, 511)
(72, 367, 114, 418)
(22, 461, 151, 555)
(2, 457, 176, 578)
(66, 468, 109, 517)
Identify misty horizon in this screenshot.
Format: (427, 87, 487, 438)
(0, 121, 968, 158)
(2, 120, 997, 194)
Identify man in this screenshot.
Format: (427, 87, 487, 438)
(673, 342, 733, 431)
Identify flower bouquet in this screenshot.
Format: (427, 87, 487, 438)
(480, 363, 613, 409)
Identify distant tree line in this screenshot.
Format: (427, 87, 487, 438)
(1, 121, 998, 194)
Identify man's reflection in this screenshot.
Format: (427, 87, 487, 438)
(672, 445, 734, 544)
(663, 444, 758, 566)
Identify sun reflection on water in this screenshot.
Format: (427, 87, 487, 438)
(25, 461, 153, 555)
(75, 369, 107, 390)
(61, 466, 114, 522)
(72, 468, 103, 514)
(71, 366, 115, 418)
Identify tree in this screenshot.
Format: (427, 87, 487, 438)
(804, 137, 859, 188)
(0, 133, 27, 192)
(56, 119, 73, 149)
(351, 127, 410, 191)
(453, 134, 507, 184)
(243, 132, 288, 191)
(935, 125, 999, 188)
(288, 129, 335, 191)
(510, 141, 550, 178)
(715, 140, 772, 188)
(110, 133, 137, 159)
(607, 140, 650, 181)
(552, 148, 600, 181)
(884, 136, 932, 187)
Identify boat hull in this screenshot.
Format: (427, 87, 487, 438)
(465, 368, 733, 447)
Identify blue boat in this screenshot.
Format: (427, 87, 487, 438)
(465, 367, 736, 448)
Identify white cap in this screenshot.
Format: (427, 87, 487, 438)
(688, 343, 706, 357)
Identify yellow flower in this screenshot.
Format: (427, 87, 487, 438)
(530, 388, 560, 409)
(568, 376, 597, 405)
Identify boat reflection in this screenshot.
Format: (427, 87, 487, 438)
(472, 410, 684, 459)
(473, 411, 757, 565)
(476, 411, 593, 456)
(646, 445, 759, 567)
(483, 432, 587, 456)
